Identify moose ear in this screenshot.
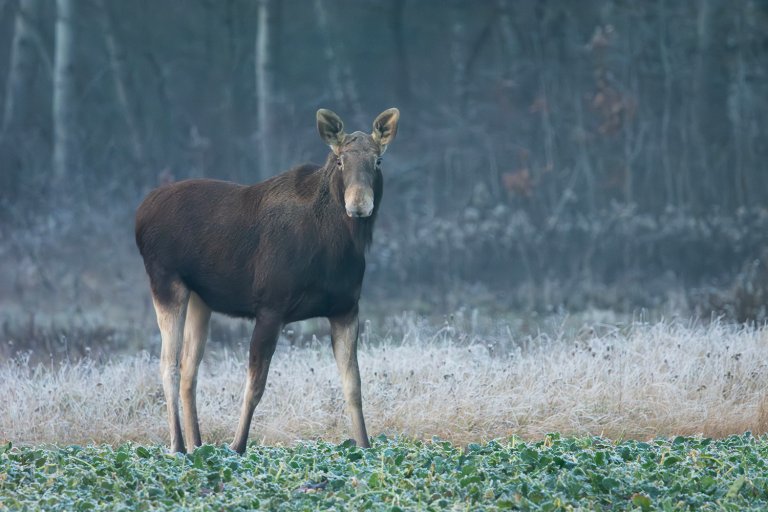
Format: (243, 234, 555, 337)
(317, 109, 345, 153)
(372, 108, 400, 152)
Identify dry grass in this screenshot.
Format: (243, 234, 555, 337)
(2, 319, 768, 447)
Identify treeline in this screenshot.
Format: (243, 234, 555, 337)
(1, 0, 768, 322)
(1, 0, 766, 218)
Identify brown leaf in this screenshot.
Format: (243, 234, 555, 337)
(502, 168, 534, 198)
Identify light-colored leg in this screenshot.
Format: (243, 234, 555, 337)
(230, 311, 281, 454)
(180, 292, 211, 452)
(330, 307, 370, 448)
(153, 283, 191, 453)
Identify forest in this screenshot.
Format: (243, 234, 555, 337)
(2, 0, 768, 338)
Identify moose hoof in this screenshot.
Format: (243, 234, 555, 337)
(229, 442, 247, 455)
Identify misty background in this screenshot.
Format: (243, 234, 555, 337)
(1, 0, 767, 358)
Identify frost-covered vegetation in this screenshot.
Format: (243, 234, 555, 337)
(373, 204, 768, 318)
(2, 320, 767, 447)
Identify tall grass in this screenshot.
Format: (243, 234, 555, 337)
(1, 319, 767, 447)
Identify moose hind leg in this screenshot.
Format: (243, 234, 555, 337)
(330, 308, 370, 448)
(230, 311, 281, 454)
(180, 292, 211, 452)
(152, 282, 191, 453)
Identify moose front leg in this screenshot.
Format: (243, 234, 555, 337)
(230, 311, 281, 454)
(330, 307, 370, 448)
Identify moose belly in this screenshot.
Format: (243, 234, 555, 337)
(284, 288, 359, 323)
(185, 271, 360, 321)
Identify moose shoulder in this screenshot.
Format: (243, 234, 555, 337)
(135, 108, 400, 454)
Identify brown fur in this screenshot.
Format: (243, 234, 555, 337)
(136, 155, 381, 322)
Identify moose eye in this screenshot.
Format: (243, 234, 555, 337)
(376, 157, 383, 166)
(336, 158, 343, 167)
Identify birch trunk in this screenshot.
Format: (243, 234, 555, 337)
(2, 0, 41, 136)
(52, 0, 76, 182)
(256, 0, 275, 180)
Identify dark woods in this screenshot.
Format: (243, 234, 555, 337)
(2, 1, 767, 212)
(1, 0, 768, 325)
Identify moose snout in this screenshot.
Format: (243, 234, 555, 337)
(344, 186, 374, 217)
(346, 203, 373, 218)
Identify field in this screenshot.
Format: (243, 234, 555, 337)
(2, 319, 768, 445)
(2, 319, 768, 509)
(3, 435, 768, 510)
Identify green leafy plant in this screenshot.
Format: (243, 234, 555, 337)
(2, 434, 768, 510)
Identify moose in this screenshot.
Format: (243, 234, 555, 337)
(135, 108, 399, 453)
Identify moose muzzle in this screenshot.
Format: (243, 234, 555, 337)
(344, 185, 374, 217)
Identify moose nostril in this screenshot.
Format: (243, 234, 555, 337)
(346, 206, 372, 218)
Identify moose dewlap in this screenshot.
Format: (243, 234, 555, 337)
(135, 108, 400, 454)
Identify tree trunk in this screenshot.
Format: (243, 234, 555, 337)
(313, 0, 364, 126)
(390, 0, 411, 104)
(497, 0, 516, 53)
(2, 0, 41, 136)
(450, 0, 468, 116)
(256, 0, 276, 180)
(694, 0, 729, 207)
(97, 0, 145, 169)
(52, 0, 76, 183)
(314, 0, 344, 107)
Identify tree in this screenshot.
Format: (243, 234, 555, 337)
(694, 0, 730, 205)
(313, 0, 364, 127)
(2, 0, 42, 137)
(390, 0, 411, 104)
(52, 0, 76, 183)
(97, 0, 145, 172)
(255, 0, 276, 180)
(450, 0, 468, 116)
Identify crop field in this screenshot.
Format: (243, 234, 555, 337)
(3, 434, 768, 510)
(2, 319, 768, 509)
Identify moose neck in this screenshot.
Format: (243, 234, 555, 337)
(323, 153, 381, 252)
